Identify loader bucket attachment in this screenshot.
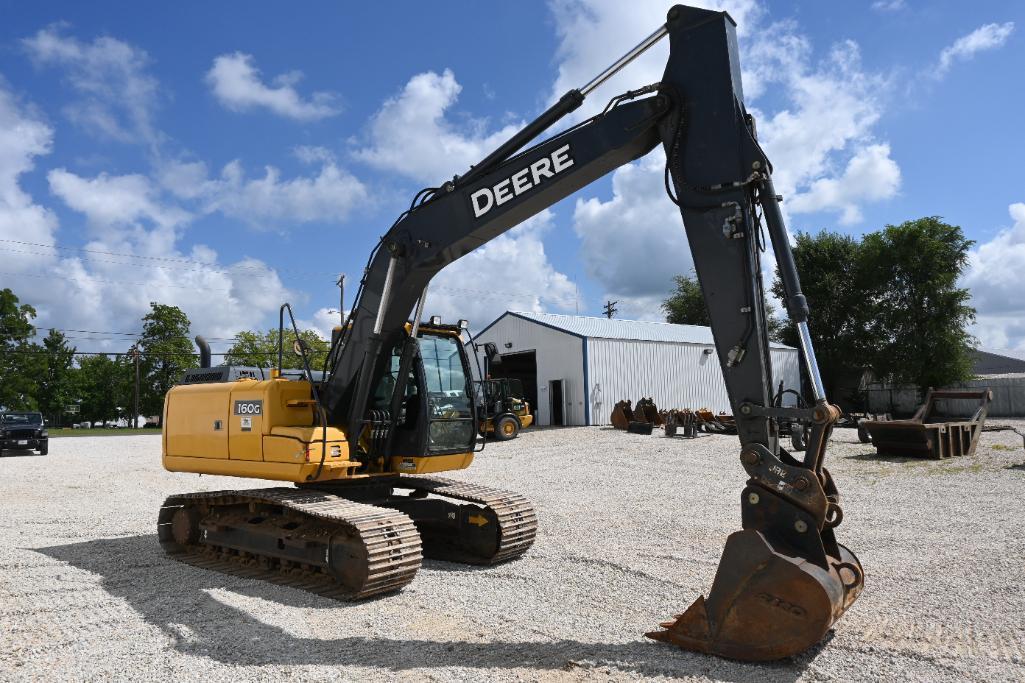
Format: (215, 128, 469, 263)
(610, 400, 634, 430)
(636, 397, 664, 426)
(862, 388, 992, 459)
(647, 529, 863, 661)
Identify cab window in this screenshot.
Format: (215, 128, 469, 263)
(418, 334, 474, 452)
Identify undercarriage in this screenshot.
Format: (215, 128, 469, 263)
(158, 476, 537, 599)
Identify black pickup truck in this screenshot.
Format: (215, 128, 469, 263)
(0, 411, 48, 455)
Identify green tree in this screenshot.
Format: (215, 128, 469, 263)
(225, 328, 329, 370)
(861, 217, 975, 390)
(663, 273, 710, 327)
(74, 354, 129, 424)
(663, 272, 786, 343)
(0, 288, 39, 410)
(37, 329, 77, 426)
(772, 231, 872, 402)
(138, 303, 198, 420)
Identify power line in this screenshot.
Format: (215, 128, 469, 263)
(0, 238, 330, 274)
(0, 269, 237, 292)
(0, 325, 244, 343)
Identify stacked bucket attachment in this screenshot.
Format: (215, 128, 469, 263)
(610, 399, 635, 430)
(664, 409, 699, 438)
(648, 402, 864, 660)
(610, 397, 663, 433)
(862, 388, 991, 458)
(695, 409, 738, 435)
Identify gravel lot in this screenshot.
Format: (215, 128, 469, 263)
(1, 425, 1023, 682)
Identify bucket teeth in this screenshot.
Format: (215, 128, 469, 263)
(647, 530, 863, 661)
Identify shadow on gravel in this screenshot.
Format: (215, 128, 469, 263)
(35, 534, 818, 682)
(841, 452, 926, 464)
(0, 449, 44, 458)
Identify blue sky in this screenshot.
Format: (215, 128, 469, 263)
(1, 0, 1022, 352)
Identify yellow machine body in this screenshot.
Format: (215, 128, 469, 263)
(482, 404, 534, 433)
(162, 376, 473, 483)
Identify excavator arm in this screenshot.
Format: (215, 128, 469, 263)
(324, 5, 863, 661)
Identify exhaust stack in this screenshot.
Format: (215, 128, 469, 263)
(195, 335, 211, 369)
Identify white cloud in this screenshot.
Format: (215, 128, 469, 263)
(351, 68, 578, 328)
(298, 307, 345, 341)
(748, 36, 900, 220)
(936, 22, 1015, 77)
(0, 80, 293, 347)
(293, 145, 334, 164)
(0, 79, 59, 274)
(39, 167, 293, 341)
(965, 203, 1025, 350)
(786, 143, 901, 225)
(571, 156, 690, 313)
(205, 52, 341, 121)
(547, 0, 762, 120)
(871, 0, 905, 11)
(48, 169, 190, 237)
(159, 157, 367, 228)
(427, 211, 579, 330)
(23, 26, 161, 149)
(354, 69, 522, 184)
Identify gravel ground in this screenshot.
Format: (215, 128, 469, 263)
(1, 424, 1024, 682)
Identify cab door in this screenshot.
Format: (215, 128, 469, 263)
(418, 334, 476, 454)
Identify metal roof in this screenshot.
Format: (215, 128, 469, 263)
(506, 311, 794, 349)
(973, 349, 1025, 375)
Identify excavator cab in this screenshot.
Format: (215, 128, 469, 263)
(372, 327, 479, 458)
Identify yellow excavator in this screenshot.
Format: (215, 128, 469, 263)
(159, 5, 863, 661)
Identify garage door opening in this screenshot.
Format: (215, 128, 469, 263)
(489, 350, 538, 423)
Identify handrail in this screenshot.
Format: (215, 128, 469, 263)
(278, 303, 330, 481)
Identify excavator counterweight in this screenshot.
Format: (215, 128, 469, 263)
(158, 4, 862, 662)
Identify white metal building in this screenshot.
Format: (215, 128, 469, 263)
(472, 311, 802, 427)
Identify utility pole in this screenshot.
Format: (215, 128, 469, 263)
(129, 345, 140, 428)
(603, 300, 618, 319)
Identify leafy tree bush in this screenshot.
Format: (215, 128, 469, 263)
(663, 272, 785, 343)
(225, 328, 329, 371)
(138, 303, 198, 420)
(0, 288, 39, 410)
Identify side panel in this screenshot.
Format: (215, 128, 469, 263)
(163, 383, 230, 459)
(228, 382, 265, 461)
(587, 340, 802, 425)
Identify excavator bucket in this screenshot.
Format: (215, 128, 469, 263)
(649, 417, 864, 661)
(636, 397, 664, 426)
(610, 400, 634, 430)
(648, 529, 862, 660)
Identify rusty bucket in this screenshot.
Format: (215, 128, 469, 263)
(648, 435, 864, 661)
(610, 400, 635, 430)
(648, 529, 862, 660)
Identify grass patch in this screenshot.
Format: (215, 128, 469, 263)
(49, 428, 161, 438)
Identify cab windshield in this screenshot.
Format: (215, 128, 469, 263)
(418, 334, 474, 451)
(2, 413, 43, 426)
